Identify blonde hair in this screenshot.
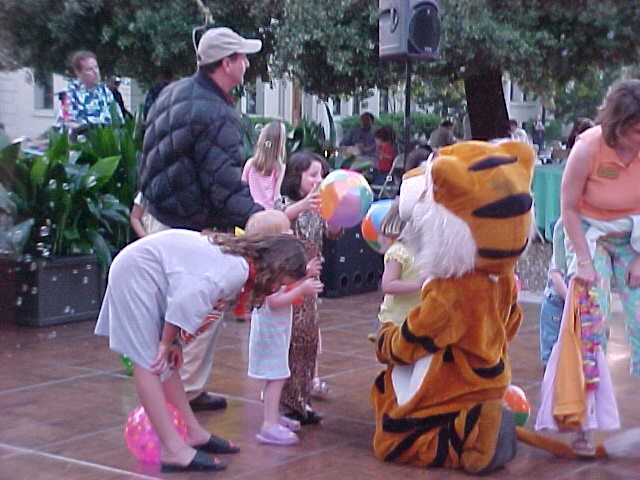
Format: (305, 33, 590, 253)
(253, 121, 287, 175)
(380, 198, 405, 239)
(245, 210, 290, 235)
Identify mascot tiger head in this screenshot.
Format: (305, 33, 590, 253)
(400, 141, 534, 276)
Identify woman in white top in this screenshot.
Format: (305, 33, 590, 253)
(95, 229, 307, 472)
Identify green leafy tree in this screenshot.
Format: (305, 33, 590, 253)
(551, 68, 618, 125)
(270, 1, 402, 97)
(552, 65, 640, 127)
(0, 0, 277, 85)
(272, 0, 640, 139)
(2, 0, 640, 138)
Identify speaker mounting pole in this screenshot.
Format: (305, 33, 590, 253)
(379, 0, 441, 156)
(404, 58, 412, 157)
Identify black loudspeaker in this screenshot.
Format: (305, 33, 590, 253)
(379, 0, 441, 61)
(320, 226, 384, 298)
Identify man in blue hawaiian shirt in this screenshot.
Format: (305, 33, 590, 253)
(57, 51, 123, 131)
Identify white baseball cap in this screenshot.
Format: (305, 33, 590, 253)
(197, 27, 262, 66)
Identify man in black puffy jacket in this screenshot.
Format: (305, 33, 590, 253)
(139, 27, 264, 415)
(140, 27, 263, 231)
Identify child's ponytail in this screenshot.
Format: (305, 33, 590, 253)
(380, 198, 405, 240)
(253, 121, 287, 175)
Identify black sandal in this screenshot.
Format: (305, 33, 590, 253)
(161, 450, 227, 473)
(283, 408, 323, 425)
(195, 434, 240, 454)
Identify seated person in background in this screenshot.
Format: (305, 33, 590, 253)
(143, 67, 173, 121)
(106, 75, 132, 120)
(404, 147, 432, 173)
(509, 119, 530, 144)
(341, 112, 376, 157)
(56, 50, 123, 132)
(373, 126, 396, 184)
(428, 119, 456, 150)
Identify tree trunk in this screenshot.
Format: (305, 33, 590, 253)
(464, 68, 510, 141)
(292, 77, 302, 126)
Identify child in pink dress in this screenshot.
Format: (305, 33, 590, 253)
(242, 121, 287, 209)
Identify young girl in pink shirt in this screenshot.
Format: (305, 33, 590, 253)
(242, 121, 287, 209)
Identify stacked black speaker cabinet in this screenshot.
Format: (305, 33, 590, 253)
(379, 0, 441, 61)
(320, 226, 384, 298)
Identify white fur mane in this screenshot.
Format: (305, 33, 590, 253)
(400, 163, 476, 279)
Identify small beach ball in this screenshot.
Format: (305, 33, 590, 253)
(124, 404, 187, 463)
(319, 169, 373, 228)
(120, 355, 133, 376)
(361, 199, 394, 253)
(503, 384, 530, 427)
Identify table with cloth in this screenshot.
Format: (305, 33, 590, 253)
(532, 163, 564, 241)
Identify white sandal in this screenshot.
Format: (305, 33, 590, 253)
(572, 432, 596, 457)
(310, 377, 330, 398)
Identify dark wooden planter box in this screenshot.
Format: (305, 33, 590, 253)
(320, 226, 383, 298)
(0, 255, 16, 326)
(11, 254, 104, 327)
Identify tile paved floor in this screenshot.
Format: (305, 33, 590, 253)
(0, 292, 639, 479)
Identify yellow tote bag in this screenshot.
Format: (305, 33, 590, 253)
(552, 279, 586, 430)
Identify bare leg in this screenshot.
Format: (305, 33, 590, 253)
(133, 365, 195, 466)
(311, 331, 329, 397)
(162, 367, 239, 451)
(262, 379, 285, 427)
(160, 369, 210, 445)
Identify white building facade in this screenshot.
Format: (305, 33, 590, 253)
(0, 69, 144, 139)
(0, 67, 541, 142)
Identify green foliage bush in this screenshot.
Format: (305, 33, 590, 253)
(545, 118, 563, 142)
(0, 119, 142, 273)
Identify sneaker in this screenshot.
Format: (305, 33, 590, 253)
(256, 424, 299, 445)
(279, 415, 301, 432)
(310, 377, 330, 399)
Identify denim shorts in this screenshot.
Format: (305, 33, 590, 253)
(539, 294, 564, 366)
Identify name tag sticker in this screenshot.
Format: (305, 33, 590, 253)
(596, 165, 619, 179)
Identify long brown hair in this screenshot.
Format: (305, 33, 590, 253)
(380, 198, 405, 240)
(597, 79, 640, 148)
(203, 232, 307, 306)
(280, 151, 329, 201)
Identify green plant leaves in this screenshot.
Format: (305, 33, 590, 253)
(29, 156, 48, 189)
(87, 230, 113, 273)
(0, 122, 140, 274)
(46, 129, 70, 166)
(88, 155, 121, 189)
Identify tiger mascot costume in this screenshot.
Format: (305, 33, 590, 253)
(371, 141, 606, 474)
